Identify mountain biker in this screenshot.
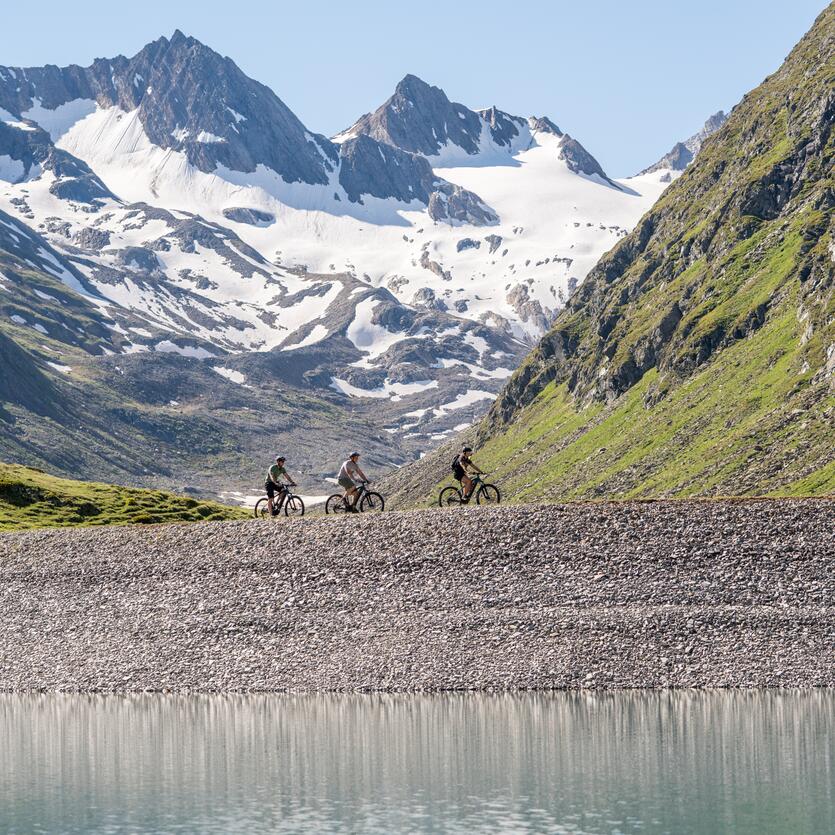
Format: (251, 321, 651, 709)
(452, 445, 484, 503)
(338, 452, 369, 513)
(265, 456, 297, 516)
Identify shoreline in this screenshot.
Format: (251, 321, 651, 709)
(1, 500, 832, 692)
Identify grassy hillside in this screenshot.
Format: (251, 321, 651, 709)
(0, 463, 248, 530)
(383, 5, 835, 508)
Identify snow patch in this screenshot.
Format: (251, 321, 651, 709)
(21, 98, 96, 141)
(212, 366, 246, 384)
(46, 361, 71, 374)
(196, 131, 226, 144)
(154, 340, 216, 359)
(432, 389, 495, 417)
(283, 323, 329, 350)
(330, 377, 438, 401)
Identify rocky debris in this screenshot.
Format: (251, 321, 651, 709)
(419, 249, 452, 281)
(0, 499, 831, 692)
(484, 234, 503, 254)
(411, 287, 447, 311)
(506, 283, 556, 333)
(456, 238, 481, 252)
(112, 246, 161, 273)
(73, 227, 112, 251)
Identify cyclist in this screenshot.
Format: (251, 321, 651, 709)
(265, 455, 297, 516)
(452, 445, 485, 503)
(337, 452, 369, 513)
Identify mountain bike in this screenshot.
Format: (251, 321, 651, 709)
(254, 485, 305, 518)
(438, 473, 500, 507)
(325, 481, 385, 514)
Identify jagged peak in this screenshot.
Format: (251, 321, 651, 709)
(528, 115, 562, 136)
(395, 73, 435, 95)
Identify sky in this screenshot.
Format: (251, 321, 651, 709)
(0, 0, 826, 176)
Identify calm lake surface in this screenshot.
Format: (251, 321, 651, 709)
(0, 691, 832, 834)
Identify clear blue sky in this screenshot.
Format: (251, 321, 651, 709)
(0, 0, 826, 175)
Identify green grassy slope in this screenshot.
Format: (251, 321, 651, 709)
(383, 5, 835, 508)
(0, 463, 248, 530)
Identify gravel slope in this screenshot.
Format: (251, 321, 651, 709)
(0, 499, 832, 692)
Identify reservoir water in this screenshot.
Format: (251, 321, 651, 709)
(0, 691, 832, 834)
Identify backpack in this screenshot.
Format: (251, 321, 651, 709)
(450, 454, 462, 472)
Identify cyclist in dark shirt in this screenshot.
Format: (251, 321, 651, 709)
(452, 445, 484, 503)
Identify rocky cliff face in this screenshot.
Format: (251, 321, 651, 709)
(342, 74, 485, 156)
(0, 32, 337, 186)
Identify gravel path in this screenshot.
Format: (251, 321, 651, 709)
(0, 499, 832, 691)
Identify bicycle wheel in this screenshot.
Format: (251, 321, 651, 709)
(359, 491, 385, 512)
(284, 495, 305, 517)
(325, 494, 346, 514)
(254, 498, 272, 518)
(439, 486, 462, 507)
(476, 483, 501, 505)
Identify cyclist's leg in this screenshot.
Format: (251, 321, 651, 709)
(265, 481, 276, 514)
(276, 484, 288, 509)
(338, 476, 358, 510)
(461, 474, 474, 499)
(346, 484, 359, 509)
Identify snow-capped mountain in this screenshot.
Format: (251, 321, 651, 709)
(0, 31, 684, 486)
(638, 111, 728, 179)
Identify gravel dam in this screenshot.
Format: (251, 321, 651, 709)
(0, 500, 832, 692)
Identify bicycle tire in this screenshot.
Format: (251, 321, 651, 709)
(359, 491, 385, 512)
(254, 498, 271, 518)
(325, 494, 346, 514)
(439, 486, 462, 507)
(476, 483, 501, 505)
(284, 495, 305, 517)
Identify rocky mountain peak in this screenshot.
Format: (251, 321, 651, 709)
(342, 73, 482, 157)
(528, 116, 563, 136)
(639, 110, 728, 175)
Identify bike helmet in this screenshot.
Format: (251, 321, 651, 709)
(276, 455, 285, 462)
(462, 446, 473, 453)
(349, 451, 360, 458)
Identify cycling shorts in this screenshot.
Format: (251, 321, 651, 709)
(265, 480, 288, 498)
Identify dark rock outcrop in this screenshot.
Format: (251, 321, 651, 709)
(221, 207, 275, 226)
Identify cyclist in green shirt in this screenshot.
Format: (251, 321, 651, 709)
(265, 456, 297, 516)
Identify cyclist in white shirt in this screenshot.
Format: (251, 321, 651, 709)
(337, 452, 368, 513)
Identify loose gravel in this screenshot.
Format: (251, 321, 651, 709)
(0, 499, 832, 691)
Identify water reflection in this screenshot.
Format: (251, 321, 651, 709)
(0, 691, 832, 833)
